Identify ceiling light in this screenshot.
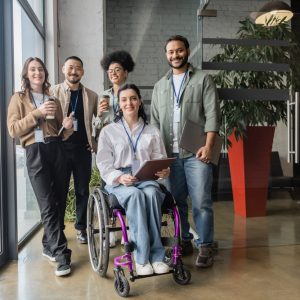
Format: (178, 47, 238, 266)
(251, 1, 293, 26)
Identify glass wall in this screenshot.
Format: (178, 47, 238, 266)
(13, 0, 45, 243)
(27, 0, 44, 25)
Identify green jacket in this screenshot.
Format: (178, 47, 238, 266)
(151, 64, 220, 158)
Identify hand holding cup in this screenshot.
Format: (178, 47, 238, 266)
(39, 97, 57, 119)
(98, 95, 110, 116)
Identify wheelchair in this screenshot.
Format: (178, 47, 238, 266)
(87, 183, 191, 297)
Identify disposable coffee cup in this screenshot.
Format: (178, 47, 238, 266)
(100, 95, 110, 113)
(46, 96, 55, 120)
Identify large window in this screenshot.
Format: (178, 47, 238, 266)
(13, 0, 45, 243)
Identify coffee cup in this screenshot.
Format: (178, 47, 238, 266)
(100, 95, 110, 113)
(46, 96, 55, 120)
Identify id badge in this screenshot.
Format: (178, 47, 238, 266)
(174, 106, 181, 123)
(131, 158, 140, 175)
(73, 118, 78, 131)
(34, 128, 44, 143)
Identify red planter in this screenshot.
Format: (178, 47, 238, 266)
(228, 126, 275, 217)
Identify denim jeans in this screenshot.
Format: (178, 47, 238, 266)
(105, 180, 165, 265)
(169, 154, 214, 248)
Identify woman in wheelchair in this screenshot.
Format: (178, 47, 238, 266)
(96, 83, 170, 276)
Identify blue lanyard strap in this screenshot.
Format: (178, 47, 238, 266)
(112, 94, 118, 113)
(121, 118, 145, 156)
(70, 90, 80, 113)
(30, 92, 45, 126)
(171, 71, 188, 107)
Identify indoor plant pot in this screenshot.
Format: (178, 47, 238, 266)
(228, 126, 275, 217)
(212, 18, 299, 217)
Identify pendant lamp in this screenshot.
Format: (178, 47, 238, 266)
(251, 1, 293, 26)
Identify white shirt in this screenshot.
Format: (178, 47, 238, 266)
(172, 73, 185, 153)
(96, 117, 167, 186)
(31, 92, 49, 108)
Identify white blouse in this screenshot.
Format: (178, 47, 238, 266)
(96, 117, 167, 186)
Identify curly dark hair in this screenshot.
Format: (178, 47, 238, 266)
(21, 57, 50, 94)
(101, 50, 135, 72)
(114, 83, 148, 124)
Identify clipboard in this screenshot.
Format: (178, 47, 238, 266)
(179, 120, 223, 165)
(133, 158, 176, 181)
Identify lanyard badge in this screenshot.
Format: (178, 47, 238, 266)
(70, 90, 79, 131)
(121, 119, 145, 175)
(34, 128, 44, 143)
(172, 71, 187, 123)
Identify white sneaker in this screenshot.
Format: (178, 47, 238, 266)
(152, 261, 169, 274)
(135, 262, 154, 276)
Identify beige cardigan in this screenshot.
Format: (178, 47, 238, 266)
(7, 90, 73, 148)
(50, 81, 99, 152)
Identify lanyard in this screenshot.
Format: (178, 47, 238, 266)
(112, 94, 118, 113)
(70, 90, 80, 113)
(30, 92, 45, 127)
(30, 91, 45, 108)
(121, 118, 145, 158)
(171, 71, 188, 107)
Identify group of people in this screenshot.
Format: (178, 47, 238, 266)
(7, 35, 220, 277)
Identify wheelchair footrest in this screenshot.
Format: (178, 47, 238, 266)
(161, 237, 180, 247)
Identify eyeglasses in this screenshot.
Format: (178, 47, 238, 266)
(107, 67, 123, 74)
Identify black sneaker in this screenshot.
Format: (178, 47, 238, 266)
(42, 249, 56, 262)
(77, 230, 87, 244)
(181, 240, 194, 256)
(195, 245, 214, 268)
(55, 263, 71, 277)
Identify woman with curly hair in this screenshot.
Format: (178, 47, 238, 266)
(7, 57, 74, 277)
(95, 50, 135, 130)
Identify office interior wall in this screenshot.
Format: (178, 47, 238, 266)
(57, 0, 106, 94)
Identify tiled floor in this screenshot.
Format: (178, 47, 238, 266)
(1, 196, 300, 300)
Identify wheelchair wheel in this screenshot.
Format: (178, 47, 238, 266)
(173, 260, 191, 285)
(114, 270, 130, 297)
(87, 188, 110, 277)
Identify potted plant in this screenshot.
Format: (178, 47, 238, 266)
(212, 17, 300, 217)
(65, 167, 101, 222)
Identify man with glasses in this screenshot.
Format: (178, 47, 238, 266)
(51, 56, 99, 244)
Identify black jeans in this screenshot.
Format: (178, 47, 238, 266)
(26, 141, 71, 264)
(63, 142, 92, 231)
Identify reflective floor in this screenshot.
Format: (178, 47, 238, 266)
(1, 195, 300, 300)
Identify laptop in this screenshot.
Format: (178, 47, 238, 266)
(179, 120, 223, 165)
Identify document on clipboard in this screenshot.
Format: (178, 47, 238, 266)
(133, 157, 176, 181)
(179, 120, 223, 165)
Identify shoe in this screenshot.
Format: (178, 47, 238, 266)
(55, 263, 71, 276)
(135, 262, 154, 276)
(152, 261, 169, 274)
(181, 240, 194, 256)
(42, 249, 56, 262)
(77, 230, 87, 244)
(195, 245, 214, 268)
